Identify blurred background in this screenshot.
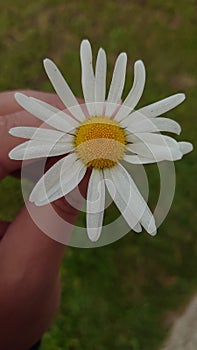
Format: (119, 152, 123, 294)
(0, 0, 196, 349)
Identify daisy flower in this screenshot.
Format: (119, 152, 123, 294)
(9, 40, 193, 242)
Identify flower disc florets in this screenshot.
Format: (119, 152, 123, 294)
(74, 116, 127, 169)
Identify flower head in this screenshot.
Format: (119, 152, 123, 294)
(9, 40, 193, 242)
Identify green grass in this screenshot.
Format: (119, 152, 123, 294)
(0, 0, 196, 349)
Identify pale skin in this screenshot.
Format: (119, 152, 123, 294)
(0, 91, 88, 350)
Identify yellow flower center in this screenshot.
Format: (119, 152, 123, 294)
(74, 116, 127, 169)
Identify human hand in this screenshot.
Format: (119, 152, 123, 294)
(0, 90, 89, 236)
(0, 90, 88, 349)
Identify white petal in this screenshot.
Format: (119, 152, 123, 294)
(80, 40, 95, 116)
(123, 114, 181, 135)
(179, 141, 193, 155)
(40, 159, 86, 205)
(30, 153, 76, 202)
(114, 60, 145, 122)
(123, 154, 157, 164)
(30, 97, 60, 113)
(105, 52, 127, 117)
(107, 52, 127, 103)
(43, 59, 76, 107)
(131, 133, 179, 145)
(104, 175, 142, 233)
(66, 103, 87, 122)
(9, 127, 65, 141)
(9, 139, 73, 160)
(127, 143, 182, 161)
(15, 93, 79, 132)
(32, 96, 85, 124)
(113, 104, 132, 122)
(30, 154, 86, 205)
(104, 164, 156, 234)
(43, 61, 85, 122)
(32, 96, 86, 126)
(124, 60, 146, 109)
(138, 93, 185, 118)
(127, 134, 182, 161)
(151, 118, 181, 134)
(95, 48, 107, 115)
(86, 169, 105, 241)
(27, 97, 79, 130)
